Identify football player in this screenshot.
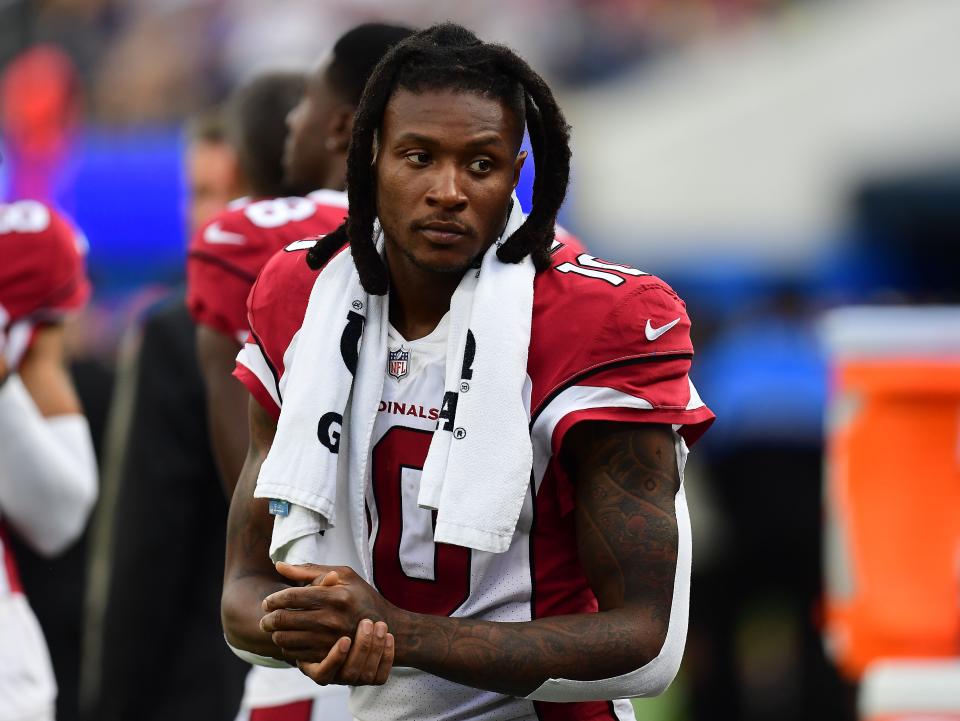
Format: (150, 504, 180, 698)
(185, 25, 414, 721)
(225, 24, 715, 721)
(0, 200, 96, 721)
(188, 25, 414, 498)
(185, 111, 245, 237)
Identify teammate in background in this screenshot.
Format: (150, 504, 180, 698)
(185, 111, 246, 235)
(225, 25, 715, 720)
(188, 25, 414, 499)
(88, 110, 250, 721)
(0, 200, 97, 721)
(186, 25, 414, 721)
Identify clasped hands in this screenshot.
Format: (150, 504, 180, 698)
(261, 562, 398, 687)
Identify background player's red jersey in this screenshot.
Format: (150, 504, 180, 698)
(186, 190, 348, 342)
(0, 200, 90, 371)
(0, 199, 90, 601)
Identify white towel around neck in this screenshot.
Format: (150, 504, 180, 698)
(255, 200, 534, 560)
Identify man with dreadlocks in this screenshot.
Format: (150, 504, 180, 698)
(224, 24, 713, 721)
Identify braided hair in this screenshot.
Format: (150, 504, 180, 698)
(306, 23, 572, 295)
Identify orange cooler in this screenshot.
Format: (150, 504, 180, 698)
(821, 307, 960, 681)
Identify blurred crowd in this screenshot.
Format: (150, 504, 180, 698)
(1, 0, 797, 124)
(2, 1, 958, 721)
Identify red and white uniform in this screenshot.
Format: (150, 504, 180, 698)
(0, 200, 90, 721)
(186, 190, 352, 720)
(0, 200, 89, 374)
(236, 240, 713, 721)
(187, 190, 348, 343)
(0, 199, 89, 594)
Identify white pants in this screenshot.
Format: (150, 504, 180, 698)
(234, 666, 352, 721)
(0, 594, 56, 721)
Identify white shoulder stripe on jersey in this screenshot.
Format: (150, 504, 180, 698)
(530, 385, 654, 488)
(687, 378, 705, 410)
(284, 239, 318, 252)
(277, 329, 302, 404)
(531, 380, 707, 488)
(237, 342, 281, 409)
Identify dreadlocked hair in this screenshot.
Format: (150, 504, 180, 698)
(306, 23, 572, 295)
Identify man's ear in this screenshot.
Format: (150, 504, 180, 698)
(326, 104, 355, 154)
(512, 150, 528, 189)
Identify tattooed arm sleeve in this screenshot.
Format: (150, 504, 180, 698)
(525, 421, 691, 701)
(374, 421, 690, 699)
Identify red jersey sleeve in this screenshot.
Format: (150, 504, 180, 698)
(232, 242, 325, 420)
(187, 193, 347, 342)
(528, 247, 714, 509)
(186, 210, 260, 342)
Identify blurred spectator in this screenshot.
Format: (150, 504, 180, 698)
(3, 0, 802, 125)
(0, 45, 81, 200)
(92, 2, 224, 124)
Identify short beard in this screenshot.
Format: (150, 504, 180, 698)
(389, 235, 484, 275)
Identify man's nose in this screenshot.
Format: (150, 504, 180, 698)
(426, 163, 468, 210)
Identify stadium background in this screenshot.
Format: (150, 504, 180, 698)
(2, 0, 958, 720)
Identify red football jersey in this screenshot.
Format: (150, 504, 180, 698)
(186, 190, 348, 342)
(238, 240, 710, 443)
(234, 238, 713, 721)
(0, 200, 90, 371)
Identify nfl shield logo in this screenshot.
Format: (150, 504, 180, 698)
(388, 347, 409, 380)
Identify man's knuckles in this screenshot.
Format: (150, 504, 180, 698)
(260, 609, 282, 631)
(360, 670, 379, 685)
(322, 565, 357, 582)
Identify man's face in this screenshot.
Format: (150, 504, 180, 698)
(186, 139, 240, 235)
(284, 58, 339, 192)
(376, 88, 526, 276)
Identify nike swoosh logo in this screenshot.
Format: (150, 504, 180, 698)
(645, 317, 681, 341)
(204, 222, 247, 245)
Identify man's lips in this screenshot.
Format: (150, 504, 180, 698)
(418, 221, 470, 244)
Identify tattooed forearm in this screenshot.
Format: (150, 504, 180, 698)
(390, 422, 681, 697)
(395, 604, 671, 696)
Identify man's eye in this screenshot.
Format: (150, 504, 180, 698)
(405, 152, 429, 166)
(469, 159, 493, 173)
